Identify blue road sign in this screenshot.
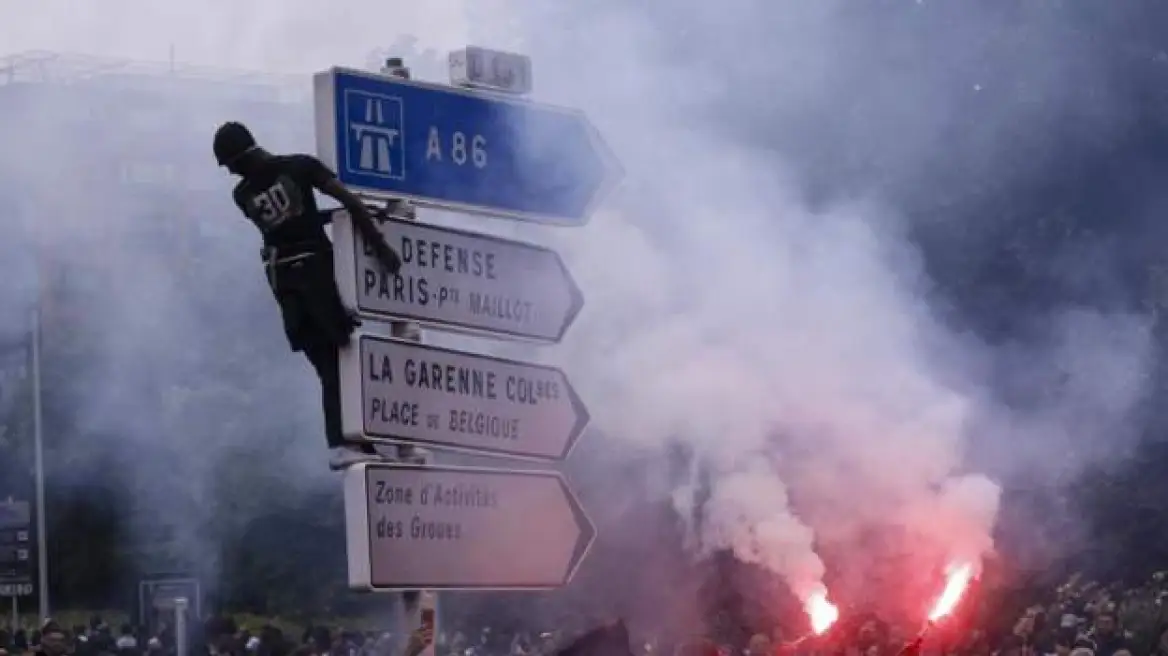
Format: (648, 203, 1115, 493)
(313, 67, 620, 225)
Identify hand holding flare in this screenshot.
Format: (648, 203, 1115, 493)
(898, 562, 976, 656)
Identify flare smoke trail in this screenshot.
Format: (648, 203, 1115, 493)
(507, 0, 1156, 613)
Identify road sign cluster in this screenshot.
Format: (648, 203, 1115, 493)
(0, 499, 33, 598)
(312, 54, 620, 593)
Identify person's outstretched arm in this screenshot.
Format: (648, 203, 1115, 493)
(299, 155, 403, 274)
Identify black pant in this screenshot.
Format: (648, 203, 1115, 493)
(268, 249, 353, 352)
(266, 246, 365, 451)
(304, 344, 345, 448)
(304, 344, 377, 453)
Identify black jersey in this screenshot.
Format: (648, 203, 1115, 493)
(232, 153, 334, 249)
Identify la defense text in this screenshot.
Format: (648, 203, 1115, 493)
(370, 479, 497, 542)
(362, 229, 536, 326)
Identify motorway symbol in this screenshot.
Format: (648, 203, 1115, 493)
(330, 209, 584, 343)
(343, 463, 596, 590)
(313, 67, 621, 225)
(340, 334, 589, 461)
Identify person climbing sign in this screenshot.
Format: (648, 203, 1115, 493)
(213, 121, 402, 470)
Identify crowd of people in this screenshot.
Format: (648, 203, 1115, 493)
(4, 572, 1168, 656)
(0, 617, 434, 656)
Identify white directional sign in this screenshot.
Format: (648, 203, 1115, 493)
(343, 463, 596, 590)
(340, 334, 589, 461)
(331, 210, 584, 343)
(0, 582, 32, 597)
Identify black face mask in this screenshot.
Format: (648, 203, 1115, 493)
(214, 121, 258, 166)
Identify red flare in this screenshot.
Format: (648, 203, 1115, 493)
(927, 562, 974, 622)
(805, 590, 839, 635)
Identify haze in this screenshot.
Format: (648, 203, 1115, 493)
(0, 0, 1159, 636)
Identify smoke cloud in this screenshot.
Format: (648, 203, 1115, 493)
(0, 0, 1157, 628)
(510, 0, 1155, 618)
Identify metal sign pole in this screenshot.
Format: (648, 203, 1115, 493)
(377, 56, 437, 656)
(31, 302, 49, 620)
(9, 594, 16, 633)
(174, 597, 188, 656)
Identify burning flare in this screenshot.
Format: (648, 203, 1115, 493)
(805, 588, 840, 635)
(928, 562, 974, 622)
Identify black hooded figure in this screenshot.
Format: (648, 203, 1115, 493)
(213, 121, 402, 470)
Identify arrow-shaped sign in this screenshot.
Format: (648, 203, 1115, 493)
(330, 210, 584, 343)
(313, 67, 621, 225)
(343, 463, 596, 590)
(340, 334, 589, 461)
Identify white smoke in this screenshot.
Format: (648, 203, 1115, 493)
(517, 2, 1153, 609)
(549, 166, 1008, 604)
(687, 460, 826, 601)
(0, 0, 1154, 617)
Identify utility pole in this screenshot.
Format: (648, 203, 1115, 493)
(31, 301, 48, 620)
